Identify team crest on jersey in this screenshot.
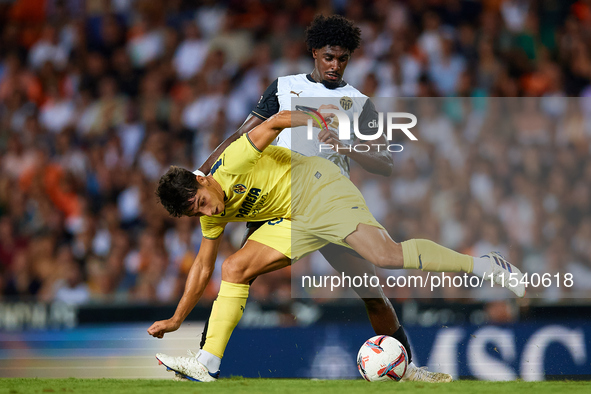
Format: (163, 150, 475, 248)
(233, 184, 247, 194)
(340, 96, 353, 110)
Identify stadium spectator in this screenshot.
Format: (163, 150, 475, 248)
(0, 0, 590, 305)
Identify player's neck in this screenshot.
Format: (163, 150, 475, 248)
(310, 68, 322, 83)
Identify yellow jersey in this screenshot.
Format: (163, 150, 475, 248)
(200, 133, 347, 239)
(200, 134, 291, 239)
(199, 133, 384, 261)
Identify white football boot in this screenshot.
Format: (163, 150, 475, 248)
(172, 372, 190, 382)
(401, 362, 453, 383)
(483, 252, 526, 297)
(156, 350, 219, 382)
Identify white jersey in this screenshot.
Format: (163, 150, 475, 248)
(251, 73, 378, 176)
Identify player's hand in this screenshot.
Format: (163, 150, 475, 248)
(318, 104, 337, 126)
(292, 109, 335, 127)
(147, 318, 181, 339)
(318, 127, 347, 151)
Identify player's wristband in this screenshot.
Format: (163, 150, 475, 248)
(193, 169, 206, 177)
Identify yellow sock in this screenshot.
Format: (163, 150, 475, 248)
(202, 280, 249, 359)
(401, 239, 473, 273)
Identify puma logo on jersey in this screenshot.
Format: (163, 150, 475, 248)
(290, 90, 302, 97)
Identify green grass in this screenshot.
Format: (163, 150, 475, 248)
(1, 378, 590, 394)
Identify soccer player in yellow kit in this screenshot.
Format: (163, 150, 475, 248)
(148, 110, 525, 382)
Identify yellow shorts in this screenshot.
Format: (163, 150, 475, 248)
(248, 218, 294, 259)
(249, 162, 384, 261)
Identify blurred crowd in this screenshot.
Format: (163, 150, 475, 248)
(0, 0, 590, 306)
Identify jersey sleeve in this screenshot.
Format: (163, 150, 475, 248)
(200, 217, 227, 239)
(251, 79, 279, 120)
(216, 134, 262, 175)
(356, 98, 380, 137)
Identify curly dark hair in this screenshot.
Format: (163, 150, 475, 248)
(305, 14, 361, 53)
(156, 166, 199, 218)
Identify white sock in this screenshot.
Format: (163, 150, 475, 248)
(471, 256, 490, 278)
(197, 349, 221, 372)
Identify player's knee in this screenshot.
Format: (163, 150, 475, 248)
(221, 256, 249, 283)
(372, 254, 393, 269)
(372, 243, 403, 269)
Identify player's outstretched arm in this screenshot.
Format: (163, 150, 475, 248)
(197, 115, 264, 175)
(147, 236, 222, 338)
(248, 110, 330, 151)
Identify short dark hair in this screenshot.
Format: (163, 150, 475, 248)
(156, 166, 199, 217)
(305, 15, 361, 53)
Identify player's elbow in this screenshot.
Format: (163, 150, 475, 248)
(372, 159, 394, 177)
(377, 163, 394, 177)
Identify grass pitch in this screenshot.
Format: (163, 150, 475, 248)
(1, 378, 590, 394)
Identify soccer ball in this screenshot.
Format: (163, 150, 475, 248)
(356, 335, 408, 382)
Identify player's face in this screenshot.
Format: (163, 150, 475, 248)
(184, 177, 225, 218)
(312, 45, 351, 89)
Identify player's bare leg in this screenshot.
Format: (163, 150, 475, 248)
(200, 232, 407, 359)
(345, 224, 525, 297)
(159, 241, 290, 382)
(344, 225, 403, 269)
(196, 229, 411, 380)
(200, 225, 402, 333)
